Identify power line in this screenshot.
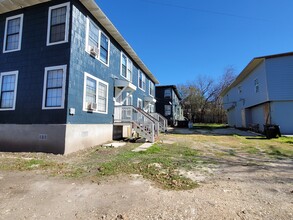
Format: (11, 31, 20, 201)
(130, 0, 271, 22)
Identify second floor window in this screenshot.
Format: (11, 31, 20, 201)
(86, 18, 110, 65)
(164, 88, 171, 98)
(254, 79, 259, 93)
(138, 71, 146, 91)
(149, 81, 155, 97)
(120, 53, 132, 81)
(3, 14, 23, 53)
(47, 2, 70, 46)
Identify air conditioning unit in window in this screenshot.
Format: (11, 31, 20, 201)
(89, 46, 99, 57)
(87, 102, 97, 111)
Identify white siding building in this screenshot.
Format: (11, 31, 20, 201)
(221, 52, 293, 135)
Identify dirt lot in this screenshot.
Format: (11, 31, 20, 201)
(0, 127, 292, 220)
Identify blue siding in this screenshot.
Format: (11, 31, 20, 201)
(266, 56, 293, 101)
(67, 1, 155, 124)
(0, 0, 70, 124)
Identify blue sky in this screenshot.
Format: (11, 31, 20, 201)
(96, 0, 293, 85)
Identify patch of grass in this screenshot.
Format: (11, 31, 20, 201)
(91, 143, 200, 190)
(193, 123, 229, 130)
(265, 145, 293, 158)
(0, 158, 63, 171)
(243, 146, 260, 154)
(277, 136, 293, 145)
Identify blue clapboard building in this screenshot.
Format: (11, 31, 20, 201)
(0, 0, 165, 154)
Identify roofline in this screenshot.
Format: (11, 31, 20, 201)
(220, 51, 293, 97)
(0, 0, 159, 84)
(156, 85, 182, 100)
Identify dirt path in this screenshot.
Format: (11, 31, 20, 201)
(0, 128, 293, 220)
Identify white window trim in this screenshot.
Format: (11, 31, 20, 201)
(138, 70, 146, 91)
(3, 14, 24, 53)
(137, 98, 143, 109)
(120, 52, 133, 82)
(46, 2, 70, 46)
(42, 65, 67, 110)
(149, 81, 155, 97)
(85, 17, 111, 66)
(0, 71, 18, 111)
(83, 72, 109, 114)
(254, 78, 259, 93)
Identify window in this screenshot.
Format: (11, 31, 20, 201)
(164, 88, 171, 98)
(120, 53, 132, 81)
(3, 14, 23, 53)
(254, 79, 259, 93)
(47, 2, 70, 46)
(86, 18, 110, 65)
(164, 105, 171, 116)
(42, 65, 67, 109)
(138, 70, 146, 91)
(238, 86, 242, 94)
(149, 81, 155, 97)
(83, 73, 108, 114)
(137, 98, 143, 109)
(0, 71, 18, 110)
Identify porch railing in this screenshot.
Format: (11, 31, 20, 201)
(114, 105, 156, 142)
(150, 112, 168, 132)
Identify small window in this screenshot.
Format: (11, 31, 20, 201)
(85, 18, 110, 65)
(3, 14, 23, 53)
(149, 81, 155, 97)
(120, 53, 132, 81)
(138, 70, 146, 91)
(164, 88, 171, 98)
(47, 2, 70, 46)
(238, 86, 242, 94)
(254, 79, 259, 93)
(83, 72, 108, 114)
(42, 65, 67, 109)
(164, 105, 171, 116)
(0, 71, 18, 110)
(137, 98, 143, 109)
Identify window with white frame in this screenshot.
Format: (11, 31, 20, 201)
(137, 98, 143, 109)
(47, 2, 70, 46)
(254, 79, 259, 93)
(0, 71, 18, 110)
(42, 65, 66, 109)
(164, 105, 171, 116)
(164, 88, 171, 98)
(86, 18, 110, 65)
(120, 53, 132, 81)
(138, 70, 146, 91)
(83, 73, 108, 114)
(3, 14, 23, 53)
(149, 81, 155, 97)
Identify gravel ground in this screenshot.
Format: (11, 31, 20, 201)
(0, 128, 292, 220)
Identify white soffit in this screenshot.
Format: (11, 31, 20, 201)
(0, 0, 50, 13)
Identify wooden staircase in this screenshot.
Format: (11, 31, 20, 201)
(114, 105, 166, 142)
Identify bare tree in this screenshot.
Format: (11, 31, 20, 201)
(178, 66, 236, 123)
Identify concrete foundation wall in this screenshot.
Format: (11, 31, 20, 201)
(0, 124, 113, 154)
(64, 124, 113, 154)
(0, 124, 66, 154)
